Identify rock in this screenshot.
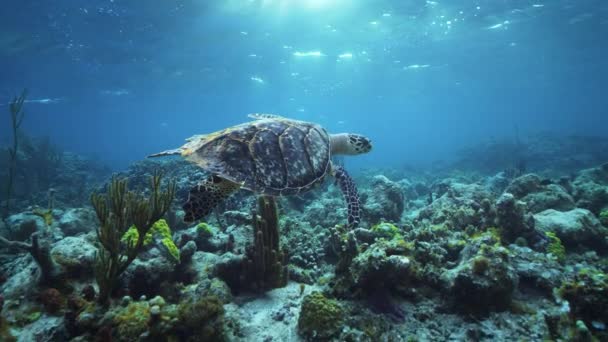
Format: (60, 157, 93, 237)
(124, 249, 175, 298)
(350, 242, 412, 289)
(572, 164, 608, 213)
(533, 208, 608, 250)
(213, 252, 246, 294)
(521, 184, 575, 213)
(484, 172, 510, 194)
(18, 316, 67, 342)
(363, 175, 405, 223)
(397, 178, 418, 199)
(442, 244, 518, 315)
(505, 174, 544, 198)
(180, 241, 197, 264)
(505, 174, 575, 213)
(50, 235, 96, 276)
(509, 245, 563, 295)
(303, 194, 345, 228)
(58, 208, 97, 236)
(495, 193, 537, 244)
(416, 181, 491, 229)
(0, 256, 38, 300)
(5, 213, 42, 241)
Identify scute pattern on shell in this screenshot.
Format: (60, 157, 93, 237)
(184, 118, 331, 196)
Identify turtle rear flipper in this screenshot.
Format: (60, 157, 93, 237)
(333, 165, 361, 228)
(183, 175, 241, 222)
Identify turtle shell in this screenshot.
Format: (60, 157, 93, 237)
(182, 118, 331, 196)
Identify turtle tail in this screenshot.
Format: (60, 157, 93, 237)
(183, 175, 241, 222)
(334, 165, 361, 228)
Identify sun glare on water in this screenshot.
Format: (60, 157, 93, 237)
(224, 0, 347, 13)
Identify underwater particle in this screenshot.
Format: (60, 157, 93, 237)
(338, 52, 353, 59)
(250, 76, 265, 84)
(298, 292, 344, 340)
(487, 20, 510, 29)
(403, 64, 430, 70)
(293, 51, 325, 57)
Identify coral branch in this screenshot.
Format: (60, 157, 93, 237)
(91, 171, 175, 304)
(2, 89, 27, 227)
(0, 232, 58, 285)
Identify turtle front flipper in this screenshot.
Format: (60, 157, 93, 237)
(183, 175, 241, 222)
(333, 165, 361, 228)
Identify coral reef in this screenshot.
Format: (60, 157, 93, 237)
(2, 136, 608, 341)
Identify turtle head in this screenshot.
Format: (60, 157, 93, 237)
(330, 133, 372, 155)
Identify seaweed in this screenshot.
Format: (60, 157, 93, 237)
(91, 171, 175, 304)
(2, 89, 27, 230)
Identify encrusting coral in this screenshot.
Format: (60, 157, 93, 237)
(298, 291, 344, 340)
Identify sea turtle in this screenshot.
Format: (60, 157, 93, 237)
(149, 114, 372, 227)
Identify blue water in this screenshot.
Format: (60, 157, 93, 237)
(1, 0, 607, 171)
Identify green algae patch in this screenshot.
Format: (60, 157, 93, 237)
(545, 231, 566, 263)
(197, 222, 214, 237)
(371, 222, 402, 240)
(298, 292, 344, 340)
(599, 210, 608, 227)
(121, 219, 180, 262)
(113, 301, 151, 341)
